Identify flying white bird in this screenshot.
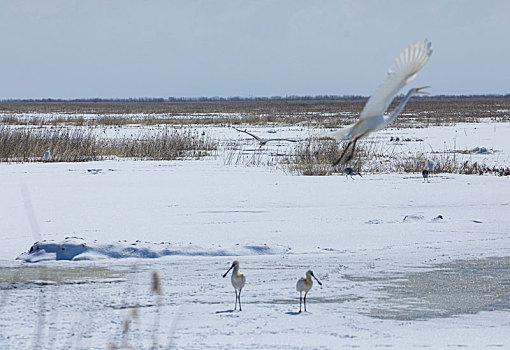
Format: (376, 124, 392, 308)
(330, 39, 433, 166)
(223, 260, 246, 311)
(296, 270, 322, 313)
(233, 127, 298, 147)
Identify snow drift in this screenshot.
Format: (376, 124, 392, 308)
(17, 237, 289, 263)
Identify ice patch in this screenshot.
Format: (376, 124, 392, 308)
(17, 237, 289, 263)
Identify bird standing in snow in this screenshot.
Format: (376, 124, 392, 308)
(223, 260, 246, 311)
(425, 159, 435, 173)
(330, 39, 433, 166)
(296, 270, 322, 312)
(343, 167, 362, 179)
(422, 168, 430, 183)
(422, 159, 435, 182)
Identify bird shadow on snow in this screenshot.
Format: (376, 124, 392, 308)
(215, 310, 305, 315)
(215, 309, 236, 314)
(285, 311, 305, 316)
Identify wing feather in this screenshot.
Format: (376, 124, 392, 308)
(359, 39, 432, 120)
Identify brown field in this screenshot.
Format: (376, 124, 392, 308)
(1, 96, 509, 128)
(1, 97, 509, 175)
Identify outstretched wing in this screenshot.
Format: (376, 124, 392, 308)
(359, 39, 432, 120)
(233, 127, 262, 141)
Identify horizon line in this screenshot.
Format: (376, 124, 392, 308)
(2, 93, 510, 103)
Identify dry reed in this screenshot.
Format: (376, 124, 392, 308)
(278, 137, 507, 176)
(0, 126, 216, 162)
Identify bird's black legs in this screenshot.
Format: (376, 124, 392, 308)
(333, 140, 353, 166)
(304, 291, 308, 312)
(344, 139, 358, 164)
(234, 290, 242, 311)
(299, 291, 302, 313)
(422, 169, 430, 183)
(333, 138, 358, 166)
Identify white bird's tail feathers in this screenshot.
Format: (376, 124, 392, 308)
(329, 125, 353, 141)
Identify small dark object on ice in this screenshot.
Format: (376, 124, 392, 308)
(422, 169, 429, 183)
(343, 167, 362, 179)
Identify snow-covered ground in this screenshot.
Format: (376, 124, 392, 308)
(1, 120, 509, 348)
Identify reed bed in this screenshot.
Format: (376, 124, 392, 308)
(278, 137, 507, 176)
(0, 126, 216, 162)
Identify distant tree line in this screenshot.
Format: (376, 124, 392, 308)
(1, 94, 509, 103)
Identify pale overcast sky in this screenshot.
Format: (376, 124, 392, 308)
(1, 1, 509, 99)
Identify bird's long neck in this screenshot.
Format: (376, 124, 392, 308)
(384, 89, 416, 125)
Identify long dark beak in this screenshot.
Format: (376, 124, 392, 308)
(416, 86, 430, 95)
(311, 273, 322, 286)
(223, 264, 234, 278)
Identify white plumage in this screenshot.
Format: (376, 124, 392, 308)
(331, 39, 433, 165)
(223, 260, 246, 311)
(296, 270, 322, 313)
(425, 159, 435, 171)
(233, 127, 298, 147)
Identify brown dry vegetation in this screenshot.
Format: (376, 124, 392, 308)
(0, 126, 216, 162)
(1, 97, 509, 173)
(1, 97, 509, 128)
(278, 137, 510, 176)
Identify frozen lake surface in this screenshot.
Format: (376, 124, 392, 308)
(0, 121, 509, 348)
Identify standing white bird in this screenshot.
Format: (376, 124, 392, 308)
(233, 127, 298, 147)
(422, 168, 430, 183)
(422, 159, 435, 182)
(223, 260, 246, 311)
(296, 270, 322, 313)
(331, 39, 433, 166)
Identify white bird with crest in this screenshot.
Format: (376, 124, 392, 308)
(331, 39, 433, 166)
